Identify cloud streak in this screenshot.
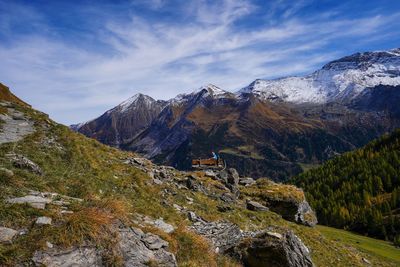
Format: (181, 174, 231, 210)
(0, 0, 399, 124)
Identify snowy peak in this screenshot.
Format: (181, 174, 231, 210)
(117, 93, 157, 113)
(170, 84, 235, 105)
(240, 48, 400, 104)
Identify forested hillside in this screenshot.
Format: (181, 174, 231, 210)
(292, 129, 400, 243)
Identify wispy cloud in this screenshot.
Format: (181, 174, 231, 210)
(0, 0, 399, 124)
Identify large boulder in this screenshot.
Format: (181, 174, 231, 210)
(117, 226, 177, 267)
(232, 231, 314, 267)
(190, 219, 243, 253)
(268, 200, 318, 227)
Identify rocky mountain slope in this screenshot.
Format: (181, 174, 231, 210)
(291, 129, 400, 243)
(72, 94, 167, 147)
(2, 83, 399, 266)
(73, 48, 400, 181)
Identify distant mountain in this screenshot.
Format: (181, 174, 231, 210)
(240, 48, 400, 104)
(291, 129, 400, 242)
(73, 48, 400, 180)
(73, 93, 167, 147)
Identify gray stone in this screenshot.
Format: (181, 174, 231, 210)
(232, 230, 314, 267)
(190, 220, 243, 253)
(205, 170, 216, 178)
(32, 247, 102, 267)
(239, 177, 256, 186)
(220, 193, 236, 203)
(36, 216, 52, 225)
(246, 200, 269, 212)
(117, 226, 177, 267)
(8, 154, 42, 175)
(153, 218, 175, 234)
(0, 108, 35, 145)
(188, 211, 197, 222)
(142, 234, 169, 250)
(0, 226, 18, 244)
(227, 168, 239, 186)
(7, 195, 51, 209)
(268, 199, 318, 227)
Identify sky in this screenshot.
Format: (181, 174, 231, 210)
(1, 0, 400, 125)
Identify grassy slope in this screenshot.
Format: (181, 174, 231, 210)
(318, 225, 400, 264)
(0, 88, 398, 266)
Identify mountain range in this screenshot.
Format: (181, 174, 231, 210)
(73, 48, 400, 181)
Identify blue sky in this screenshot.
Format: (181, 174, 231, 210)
(1, 0, 400, 124)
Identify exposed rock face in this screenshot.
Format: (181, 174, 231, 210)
(32, 247, 102, 267)
(190, 219, 243, 253)
(0, 227, 18, 244)
(268, 199, 318, 227)
(117, 226, 177, 267)
(246, 200, 269, 212)
(73, 94, 167, 147)
(0, 107, 35, 144)
(32, 226, 177, 267)
(188, 211, 313, 267)
(7, 154, 42, 175)
(232, 231, 314, 267)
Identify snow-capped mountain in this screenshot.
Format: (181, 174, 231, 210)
(74, 93, 167, 147)
(170, 84, 236, 105)
(240, 48, 400, 103)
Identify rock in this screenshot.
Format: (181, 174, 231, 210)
(232, 230, 314, 267)
(0, 167, 14, 178)
(8, 154, 42, 175)
(186, 176, 204, 192)
(153, 218, 175, 234)
(190, 220, 243, 253)
(173, 204, 183, 211)
(362, 257, 371, 265)
(117, 226, 177, 267)
(46, 241, 54, 249)
(36, 216, 52, 225)
(153, 178, 163, 185)
(268, 199, 317, 227)
(188, 211, 197, 222)
(7, 195, 52, 209)
(217, 205, 234, 212)
(239, 177, 255, 186)
(220, 193, 236, 203)
(0, 108, 35, 145)
(227, 168, 239, 186)
(32, 247, 102, 267)
(0, 226, 18, 244)
(142, 233, 169, 250)
(205, 170, 216, 178)
(246, 200, 269, 212)
(217, 171, 229, 184)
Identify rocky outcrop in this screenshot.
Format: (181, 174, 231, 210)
(232, 231, 314, 267)
(6, 154, 42, 175)
(33, 247, 103, 267)
(0, 107, 35, 145)
(32, 226, 177, 267)
(246, 200, 269, 212)
(7, 190, 83, 211)
(117, 226, 177, 267)
(268, 199, 318, 227)
(0, 227, 18, 244)
(188, 211, 314, 267)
